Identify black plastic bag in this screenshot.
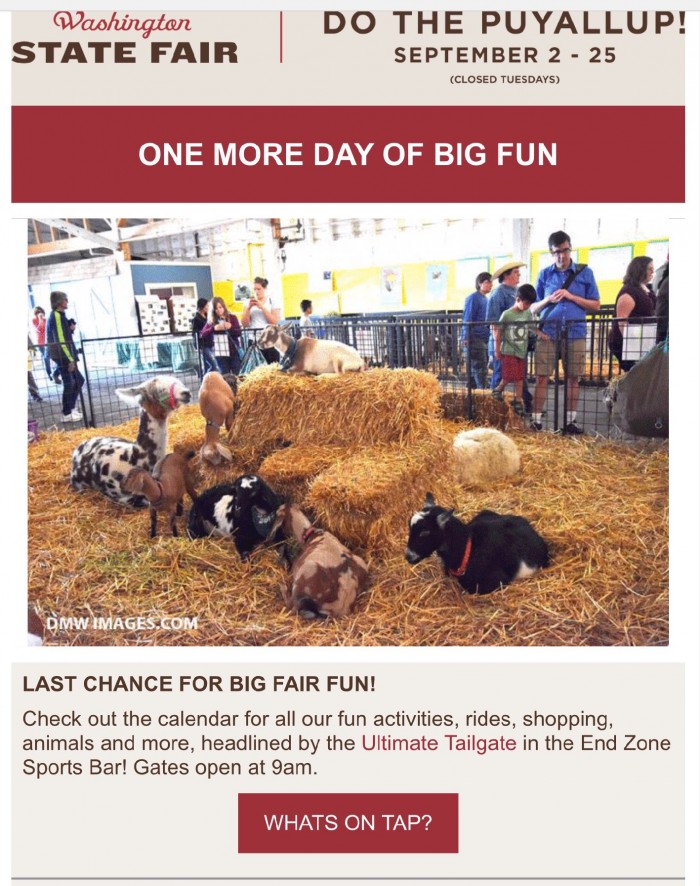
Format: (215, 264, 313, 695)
(608, 341, 668, 437)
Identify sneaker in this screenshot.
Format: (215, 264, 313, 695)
(512, 400, 525, 416)
(60, 413, 74, 423)
(70, 409, 83, 421)
(52, 371, 61, 384)
(530, 420, 543, 432)
(491, 390, 504, 401)
(564, 421, 584, 435)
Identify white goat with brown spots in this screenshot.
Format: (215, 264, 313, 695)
(265, 503, 369, 619)
(198, 372, 237, 466)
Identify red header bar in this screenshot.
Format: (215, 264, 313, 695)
(238, 792, 459, 853)
(12, 105, 683, 202)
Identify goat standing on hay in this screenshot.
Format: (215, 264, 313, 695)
(123, 451, 197, 537)
(198, 372, 237, 465)
(187, 474, 282, 560)
(70, 376, 191, 507)
(405, 493, 549, 595)
(265, 503, 369, 619)
(258, 324, 365, 374)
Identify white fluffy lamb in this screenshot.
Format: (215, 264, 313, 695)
(452, 428, 521, 486)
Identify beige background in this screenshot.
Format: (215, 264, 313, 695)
(12, 10, 684, 106)
(13, 663, 683, 879)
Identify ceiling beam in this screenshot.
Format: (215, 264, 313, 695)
(34, 218, 120, 252)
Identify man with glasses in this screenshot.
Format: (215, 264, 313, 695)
(530, 231, 600, 434)
(46, 290, 84, 423)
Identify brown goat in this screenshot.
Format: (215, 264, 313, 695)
(198, 372, 237, 465)
(123, 451, 197, 537)
(266, 503, 369, 619)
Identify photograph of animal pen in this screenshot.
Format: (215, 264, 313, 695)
(27, 364, 667, 647)
(26, 217, 668, 646)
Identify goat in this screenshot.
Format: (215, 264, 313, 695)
(265, 503, 369, 619)
(198, 372, 237, 465)
(71, 376, 191, 507)
(28, 607, 44, 647)
(123, 451, 197, 537)
(257, 324, 365, 374)
(187, 474, 282, 560)
(405, 492, 549, 595)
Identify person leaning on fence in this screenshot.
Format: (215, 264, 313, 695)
(46, 290, 84, 423)
(192, 297, 221, 376)
(492, 284, 540, 417)
(608, 256, 656, 373)
(204, 296, 243, 375)
(530, 231, 600, 435)
(461, 271, 492, 388)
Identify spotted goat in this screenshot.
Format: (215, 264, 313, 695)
(70, 376, 191, 507)
(264, 503, 369, 619)
(405, 492, 549, 595)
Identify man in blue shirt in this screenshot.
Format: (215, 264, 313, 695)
(530, 230, 600, 434)
(461, 271, 492, 388)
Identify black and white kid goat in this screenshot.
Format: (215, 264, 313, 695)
(187, 474, 282, 560)
(405, 493, 549, 595)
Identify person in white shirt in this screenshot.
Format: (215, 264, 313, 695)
(241, 276, 282, 364)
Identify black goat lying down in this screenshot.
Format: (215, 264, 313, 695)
(187, 474, 282, 560)
(405, 493, 549, 595)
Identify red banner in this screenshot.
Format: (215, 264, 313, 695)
(12, 105, 683, 202)
(238, 792, 459, 853)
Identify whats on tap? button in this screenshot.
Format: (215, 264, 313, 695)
(238, 792, 458, 853)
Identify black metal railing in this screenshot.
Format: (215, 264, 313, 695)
(27, 313, 662, 439)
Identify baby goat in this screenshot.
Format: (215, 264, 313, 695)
(258, 324, 365, 374)
(187, 474, 282, 560)
(405, 492, 549, 595)
(265, 503, 369, 619)
(198, 371, 237, 466)
(124, 451, 197, 538)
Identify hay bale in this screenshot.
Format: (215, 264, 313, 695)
(307, 433, 455, 554)
(440, 388, 524, 430)
(232, 368, 441, 456)
(452, 428, 521, 486)
(259, 444, 349, 502)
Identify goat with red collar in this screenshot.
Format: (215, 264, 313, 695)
(405, 493, 549, 595)
(264, 503, 369, 619)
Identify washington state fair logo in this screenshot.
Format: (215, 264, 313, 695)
(13, 12, 238, 63)
(52, 10, 193, 39)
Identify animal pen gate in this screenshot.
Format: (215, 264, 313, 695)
(26, 314, 660, 440)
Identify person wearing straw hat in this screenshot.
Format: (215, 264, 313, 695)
(530, 230, 600, 434)
(485, 260, 532, 412)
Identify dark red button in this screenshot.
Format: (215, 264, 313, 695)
(238, 793, 458, 853)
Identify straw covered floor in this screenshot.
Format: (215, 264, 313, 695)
(28, 367, 668, 647)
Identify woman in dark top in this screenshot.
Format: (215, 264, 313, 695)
(609, 255, 656, 372)
(203, 296, 243, 374)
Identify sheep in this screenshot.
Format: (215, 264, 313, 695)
(452, 427, 521, 486)
(123, 450, 197, 537)
(187, 474, 282, 560)
(257, 324, 365, 374)
(265, 502, 369, 619)
(198, 371, 237, 465)
(71, 376, 191, 507)
(405, 492, 549, 595)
